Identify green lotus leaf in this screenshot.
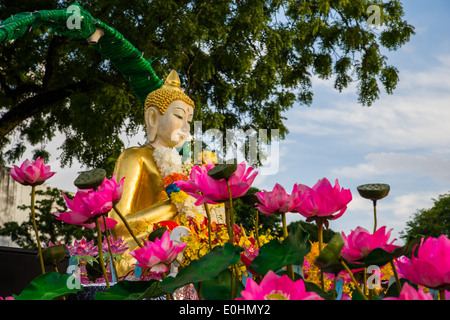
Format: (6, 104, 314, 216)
(94, 280, 164, 300)
(363, 247, 395, 267)
(198, 268, 244, 300)
(384, 279, 417, 298)
(315, 233, 347, 274)
(249, 224, 311, 275)
(148, 227, 168, 242)
(303, 281, 334, 300)
(160, 243, 243, 293)
(13, 272, 82, 300)
(364, 234, 424, 267)
(392, 234, 423, 258)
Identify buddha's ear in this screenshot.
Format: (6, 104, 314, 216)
(145, 107, 159, 142)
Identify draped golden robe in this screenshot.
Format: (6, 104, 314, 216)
(109, 144, 179, 277)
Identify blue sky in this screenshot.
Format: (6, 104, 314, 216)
(254, 0, 450, 243)
(8, 1, 450, 244)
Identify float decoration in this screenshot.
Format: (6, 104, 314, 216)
(0, 2, 163, 106)
(2, 3, 450, 302)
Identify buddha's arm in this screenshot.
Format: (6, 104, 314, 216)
(110, 147, 178, 240)
(115, 199, 177, 237)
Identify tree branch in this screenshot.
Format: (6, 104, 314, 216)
(0, 80, 89, 140)
(42, 35, 69, 90)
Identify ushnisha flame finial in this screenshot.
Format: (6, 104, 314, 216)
(144, 70, 194, 114)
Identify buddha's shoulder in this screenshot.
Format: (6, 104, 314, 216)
(118, 144, 154, 160)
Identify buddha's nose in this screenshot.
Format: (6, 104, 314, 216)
(181, 120, 190, 133)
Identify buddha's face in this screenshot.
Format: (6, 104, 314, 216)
(146, 100, 193, 148)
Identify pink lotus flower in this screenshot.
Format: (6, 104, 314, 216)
(237, 270, 323, 300)
(54, 189, 117, 230)
(97, 174, 125, 205)
(293, 178, 352, 223)
(341, 226, 400, 262)
(175, 162, 257, 206)
(255, 183, 304, 216)
(241, 237, 260, 275)
(129, 229, 187, 274)
(383, 282, 434, 300)
(396, 235, 450, 290)
(66, 238, 98, 257)
(0, 296, 14, 300)
(9, 157, 56, 186)
(100, 236, 128, 255)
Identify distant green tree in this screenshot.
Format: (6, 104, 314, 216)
(400, 193, 450, 241)
(288, 220, 336, 243)
(0, 187, 95, 249)
(234, 186, 338, 241)
(0, 0, 415, 174)
(233, 187, 281, 234)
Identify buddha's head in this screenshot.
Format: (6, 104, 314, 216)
(144, 70, 194, 149)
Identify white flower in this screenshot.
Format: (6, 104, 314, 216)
(153, 147, 183, 177)
(153, 147, 204, 218)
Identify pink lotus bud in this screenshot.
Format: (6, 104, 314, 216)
(9, 157, 56, 186)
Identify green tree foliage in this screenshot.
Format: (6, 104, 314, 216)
(0, 187, 95, 248)
(400, 193, 450, 241)
(288, 220, 336, 243)
(233, 187, 281, 234)
(0, 0, 415, 174)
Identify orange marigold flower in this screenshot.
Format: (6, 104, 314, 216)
(163, 173, 189, 187)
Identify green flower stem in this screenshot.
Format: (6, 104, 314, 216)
(197, 281, 203, 300)
(203, 203, 213, 250)
(372, 200, 377, 233)
(363, 267, 367, 296)
(340, 259, 368, 300)
(229, 265, 240, 300)
(103, 215, 120, 282)
(225, 180, 235, 243)
(281, 212, 295, 281)
(390, 260, 402, 292)
(317, 221, 325, 290)
(233, 265, 240, 299)
(254, 209, 261, 250)
(224, 205, 232, 243)
(225, 179, 239, 300)
(439, 289, 445, 301)
(161, 271, 174, 300)
(281, 212, 288, 238)
(113, 204, 143, 248)
(96, 218, 110, 289)
(30, 186, 45, 274)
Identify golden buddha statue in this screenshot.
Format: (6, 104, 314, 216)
(109, 70, 194, 277)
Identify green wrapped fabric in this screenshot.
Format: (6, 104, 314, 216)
(92, 19, 163, 106)
(0, 2, 163, 106)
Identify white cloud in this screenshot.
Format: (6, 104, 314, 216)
(332, 152, 450, 185)
(286, 53, 450, 154)
(280, 52, 450, 243)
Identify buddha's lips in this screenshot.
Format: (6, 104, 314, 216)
(172, 131, 188, 142)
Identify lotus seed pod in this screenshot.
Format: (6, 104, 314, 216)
(207, 160, 237, 180)
(41, 244, 67, 266)
(74, 168, 107, 189)
(357, 183, 390, 201)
